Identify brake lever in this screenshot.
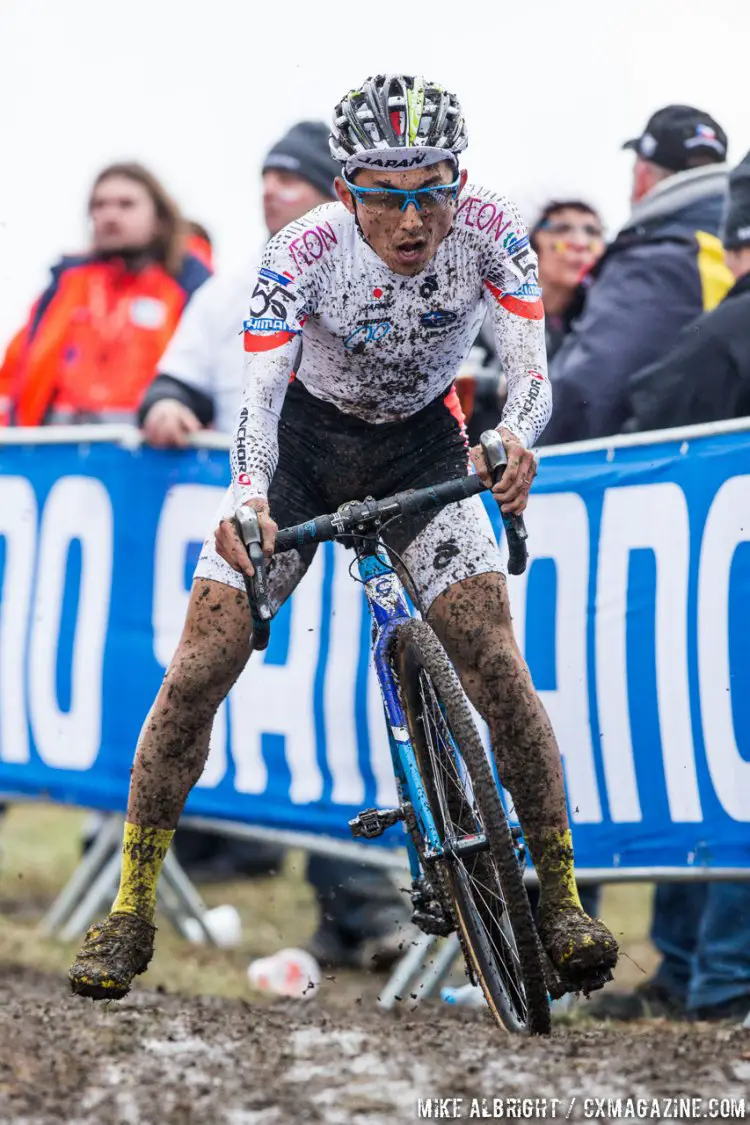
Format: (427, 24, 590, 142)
(235, 505, 272, 650)
(479, 430, 529, 576)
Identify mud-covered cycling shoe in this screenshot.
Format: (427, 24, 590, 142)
(69, 912, 155, 1000)
(539, 907, 618, 994)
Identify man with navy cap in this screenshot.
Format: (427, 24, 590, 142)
(541, 104, 734, 445)
(627, 148, 750, 428)
(586, 148, 750, 1025)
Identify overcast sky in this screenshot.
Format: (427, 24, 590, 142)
(1, 0, 748, 344)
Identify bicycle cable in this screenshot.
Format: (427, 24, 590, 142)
(341, 517, 427, 620)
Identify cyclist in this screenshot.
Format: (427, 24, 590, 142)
(70, 74, 618, 1001)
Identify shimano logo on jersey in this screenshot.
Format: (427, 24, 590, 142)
(513, 282, 542, 300)
(244, 317, 297, 334)
(236, 407, 249, 475)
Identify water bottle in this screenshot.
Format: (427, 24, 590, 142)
(247, 948, 321, 1000)
(182, 904, 242, 948)
(441, 982, 487, 1008)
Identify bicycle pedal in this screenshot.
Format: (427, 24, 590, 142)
(348, 807, 404, 839)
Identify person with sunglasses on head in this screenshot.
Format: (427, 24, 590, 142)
(459, 199, 605, 445)
(69, 74, 618, 1002)
(530, 200, 605, 361)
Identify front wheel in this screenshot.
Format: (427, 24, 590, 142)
(393, 619, 550, 1035)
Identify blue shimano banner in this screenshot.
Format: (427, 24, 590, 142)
(1, 428, 749, 870)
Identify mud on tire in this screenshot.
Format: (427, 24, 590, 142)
(393, 618, 551, 1036)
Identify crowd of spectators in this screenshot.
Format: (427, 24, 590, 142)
(2, 101, 750, 1016)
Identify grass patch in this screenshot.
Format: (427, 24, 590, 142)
(0, 802, 658, 998)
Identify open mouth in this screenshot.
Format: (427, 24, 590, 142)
(394, 239, 427, 264)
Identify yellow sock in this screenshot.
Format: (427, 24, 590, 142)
(111, 823, 175, 923)
(525, 827, 583, 917)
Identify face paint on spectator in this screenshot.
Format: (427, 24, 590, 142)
(534, 206, 604, 293)
(262, 171, 331, 236)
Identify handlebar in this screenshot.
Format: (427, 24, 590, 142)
(236, 431, 531, 647)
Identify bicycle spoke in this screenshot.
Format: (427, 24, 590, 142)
(463, 867, 522, 968)
(456, 862, 527, 1015)
(414, 668, 531, 1024)
(396, 622, 552, 1034)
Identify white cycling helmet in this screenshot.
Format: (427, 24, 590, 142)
(330, 74, 468, 173)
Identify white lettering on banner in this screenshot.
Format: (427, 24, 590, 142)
(697, 476, 750, 820)
(509, 493, 602, 823)
(325, 546, 365, 805)
(229, 548, 324, 803)
(0, 478, 37, 764)
(596, 483, 700, 822)
(28, 477, 113, 770)
(152, 484, 228, 788)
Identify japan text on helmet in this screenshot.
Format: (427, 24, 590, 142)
(330, 75, 468, 176)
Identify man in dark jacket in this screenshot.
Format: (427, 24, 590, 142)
(540, 105, 733, 446)
(627, 149, 750, 430)
(586, 153, 750, 1025)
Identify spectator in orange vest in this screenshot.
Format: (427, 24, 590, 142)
(0, 162, 211, 426)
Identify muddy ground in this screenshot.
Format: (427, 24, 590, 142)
(0, 967, 748, 1125)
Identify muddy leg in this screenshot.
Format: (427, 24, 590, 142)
(427, 571, 618, 978)
(127, 579, 252, 827)
(106, 578, 253, 922)
(69, 578, 257, 999)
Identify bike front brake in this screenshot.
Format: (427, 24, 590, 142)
(235, 505, 272, 651)
(479, 429, 529, 576)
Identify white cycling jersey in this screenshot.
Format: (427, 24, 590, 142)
(231, 183, 551, 507)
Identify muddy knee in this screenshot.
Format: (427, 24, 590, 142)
(153, 580, 252, 728)
(164, 637, 249, 713)
(429, 575, 526, 686)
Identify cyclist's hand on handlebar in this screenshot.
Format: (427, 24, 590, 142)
(469, 427, 537, 515)
(215, 499, 277, 578)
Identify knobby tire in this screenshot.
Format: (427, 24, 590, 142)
(393, 619, 551, 1036)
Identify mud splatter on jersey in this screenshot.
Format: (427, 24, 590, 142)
(232, 184, 550, 505)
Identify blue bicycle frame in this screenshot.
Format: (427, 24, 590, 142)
(357, 544, 447, 879)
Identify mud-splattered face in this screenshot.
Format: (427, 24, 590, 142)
(335, 162, 468, 276)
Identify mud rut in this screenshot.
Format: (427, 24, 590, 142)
(0, 968, 747, 1125)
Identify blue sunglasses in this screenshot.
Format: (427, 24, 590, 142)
(343, 174, 461, 213)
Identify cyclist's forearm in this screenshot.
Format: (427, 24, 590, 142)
(495, 317, 551, 447)
(230, 351, 294, 507)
